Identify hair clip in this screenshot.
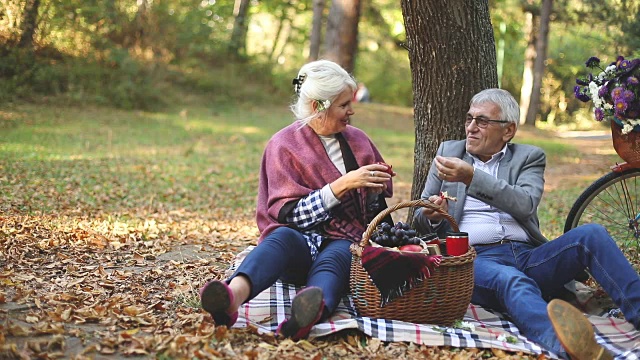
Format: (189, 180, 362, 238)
(292, 74, 306, 95)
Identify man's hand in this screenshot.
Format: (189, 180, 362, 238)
(420, 194, 448, 222)
(434, 156, 474, 186)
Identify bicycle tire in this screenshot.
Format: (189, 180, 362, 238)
(564, 168, 640, 251)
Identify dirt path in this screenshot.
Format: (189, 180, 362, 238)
(527, 128, 615, 191)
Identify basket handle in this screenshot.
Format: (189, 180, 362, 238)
(359, 199, 459, 249)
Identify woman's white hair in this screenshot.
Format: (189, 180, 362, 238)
(291, 60, 357, 126)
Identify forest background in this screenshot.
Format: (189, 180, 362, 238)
(2, 0, 640, 358)
(2, 0, 639, 127)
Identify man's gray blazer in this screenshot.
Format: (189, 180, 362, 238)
(412, 140, 549, 247)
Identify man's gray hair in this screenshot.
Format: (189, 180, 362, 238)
(470, 88, 520, 128)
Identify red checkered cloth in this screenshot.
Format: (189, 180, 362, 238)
(360, 246, 442, 306)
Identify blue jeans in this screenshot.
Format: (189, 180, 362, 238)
(472, 224, 640, 357)
(229, 227, 352, 321)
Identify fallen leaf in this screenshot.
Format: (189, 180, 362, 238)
(47, 334, 65, 352)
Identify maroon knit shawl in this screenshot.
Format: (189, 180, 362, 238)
(256, 122, 393, 242)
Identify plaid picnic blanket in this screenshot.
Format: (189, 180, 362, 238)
(227, 246, 640, 359)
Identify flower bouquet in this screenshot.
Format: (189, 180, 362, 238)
(575, 55, 640, 163)
(575, 55, 640, 135)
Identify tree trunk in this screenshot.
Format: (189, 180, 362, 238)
(229, 0, 251, 58)
(525, 0, 553, 127)
(131, 0, 149, 48)
(269, 7, 289, 61)
(276, 19, 293, 61)
(308, 0, 325, 61)
(496, 22, 506, 87)
(18, 0, 40, 49)
(324, 0, 361, 73)
(400, 0, 498, 221)
(519, 3, 537, 125)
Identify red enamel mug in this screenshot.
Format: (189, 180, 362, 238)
(446, 232, 469, 256)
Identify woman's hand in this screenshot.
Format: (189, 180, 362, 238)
(329, 163, 394, 199)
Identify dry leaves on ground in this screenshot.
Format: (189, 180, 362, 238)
(2, 127, 616, 360)
(0, 209, 548, 359)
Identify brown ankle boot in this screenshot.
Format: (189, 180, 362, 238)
(547, 299, 613, 360)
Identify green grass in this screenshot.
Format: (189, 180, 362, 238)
(0, 100, 287, 218)
(0, 95, 611, 241)
(3, 93, 638, 299)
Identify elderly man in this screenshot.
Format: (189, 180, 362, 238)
(413, 88, 640, 359)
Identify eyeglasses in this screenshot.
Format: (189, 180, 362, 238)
(465, 116, 510, 128)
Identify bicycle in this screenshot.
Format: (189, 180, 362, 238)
(564, 160, 640, 257)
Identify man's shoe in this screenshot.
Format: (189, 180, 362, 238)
(276, 286, 324, 340)
(547, 299, 613, 360)
(200, 280, 239, 327)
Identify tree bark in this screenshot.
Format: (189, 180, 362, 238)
(130, 0, 149, 48)
(525, 0, 553, 127)
(269, 7, 290, 61)
(18, 0, 40, 49)
(324, 0, 361, 73)
(400, 0, 498, 221)
(308, 0, 325, 61)
(519, 2, 537, 125)
(229, 0, 251, 58)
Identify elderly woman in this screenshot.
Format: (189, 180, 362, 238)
(200, 60, 394, 339)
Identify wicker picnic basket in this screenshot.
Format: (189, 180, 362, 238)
(349, 199, 476, 325)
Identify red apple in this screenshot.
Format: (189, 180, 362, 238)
(376, 161, 393, 175)
(399, 244, 423, 252)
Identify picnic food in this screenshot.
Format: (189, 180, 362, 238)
(370, 221, 418, 248)
(376, 161, 393, 175)
(399, 244, 423, 252)
(439, 191, 458, 202)
(370, 221, 435, 251)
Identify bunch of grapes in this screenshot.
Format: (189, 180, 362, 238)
(370, 221, 422, 248)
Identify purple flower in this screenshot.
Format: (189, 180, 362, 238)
(585, 56, 600, 68)
(611, 87, 625, 100)
(574, 85, 590, 102)
(615, 99, 629, 113)
(577, 55, 640, 126)
(598, 85, 608, 97)
(594, 107, 605, 121)
(623, 90, 635, 102)
(620, 59, 632, 70)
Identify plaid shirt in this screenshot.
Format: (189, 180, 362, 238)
(285, 190, 331, 260)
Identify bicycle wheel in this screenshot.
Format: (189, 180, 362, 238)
(564, 168, 640, 252)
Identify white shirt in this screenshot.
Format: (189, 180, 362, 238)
(316, 134, 378, 210)
(318, 135, 343, 209)
(458, 146, 529, 245)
